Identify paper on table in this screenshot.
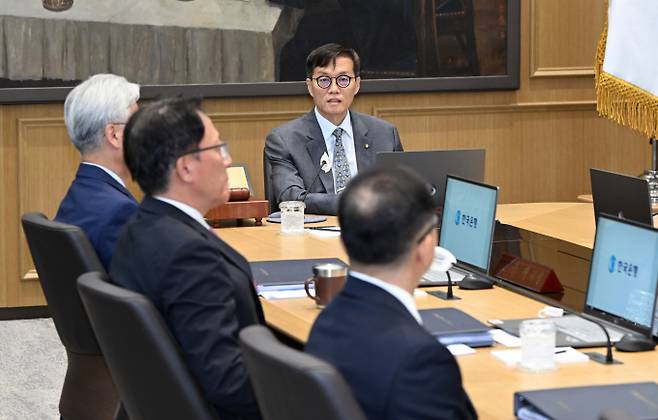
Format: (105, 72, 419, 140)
(491, 347, 589, 367)
(447, 344, 476, 356)
(257, 283, 312, 300)
(490, 328, 522, 347)
(258, 289, 310, 300)
(306, 229, 341, 238)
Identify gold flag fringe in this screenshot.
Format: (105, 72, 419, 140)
(595, 0, 658, 138)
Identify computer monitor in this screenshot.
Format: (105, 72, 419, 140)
(375, 149, 485, 208)
(586, 214, 658, 337)
(590, 168, 652, 226)
(439, 175, 498, 273)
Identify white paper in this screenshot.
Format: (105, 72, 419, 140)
(447, 344, 476, 356)
(257, 283, 311, 300)
(490, 328, 522, 347)
(258, 289, 310, 300)
(491, 347, 589, 367)
(306, 229, 341, 239)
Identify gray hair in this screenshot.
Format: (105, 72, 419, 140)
(64, 74, 140, 155)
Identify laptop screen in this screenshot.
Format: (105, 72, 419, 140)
(586, 215, 658, 335)
(439, 175, 498, 272)
(375, 149, 485, 208)
(590, 168, 652, 226)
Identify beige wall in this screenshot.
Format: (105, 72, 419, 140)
(0, 0, 648, 307)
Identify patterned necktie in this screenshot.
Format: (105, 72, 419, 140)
(333, 127, 351, 192)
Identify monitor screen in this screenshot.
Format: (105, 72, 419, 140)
(586, 216, 658, 332)
(439, 176, 498, 271)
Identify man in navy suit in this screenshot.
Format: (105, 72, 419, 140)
(266, 43, 403, 215)
(55, 74, 140, 271)
(110, 98, 264, 420)
(306, 167, 477, 420)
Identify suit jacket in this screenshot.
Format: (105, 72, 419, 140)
(265, 110, 403, 215)
(55, 163, 138, 272)
(306, 276, 477, 420)
(110, 196, 265, 420)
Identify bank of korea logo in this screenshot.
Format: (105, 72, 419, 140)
(455, 210, 461, 225)
(608, 255, 616, 273)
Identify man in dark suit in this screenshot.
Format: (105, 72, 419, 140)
(55, 74, 140, 271)
(306, 167, 477, 420)
(110, 98, 263, 420)
(265, 43, 403, 215)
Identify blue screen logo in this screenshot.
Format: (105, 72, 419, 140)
(455, 210, 461, 225)
(607, 255, 639, 278)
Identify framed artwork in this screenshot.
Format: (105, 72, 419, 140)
(0, 0, 519, 103)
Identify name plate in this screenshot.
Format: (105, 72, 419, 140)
(494, 253, 563, 293)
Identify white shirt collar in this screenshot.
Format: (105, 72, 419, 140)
(314, 107, 354, 143)
(81, 162, 126, 188)
(152, 196, 212, 230)
(349, 270, 422, 324)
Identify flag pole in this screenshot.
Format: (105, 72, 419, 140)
(641, 137, 658, 210)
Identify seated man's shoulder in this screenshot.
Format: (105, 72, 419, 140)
(268, 112, 311, 137)
(351, 110, 395, 129)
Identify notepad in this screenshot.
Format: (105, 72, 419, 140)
(251, 258, 347, 287)
(514, 382, 658, 420)
(420, 307, 493, 347)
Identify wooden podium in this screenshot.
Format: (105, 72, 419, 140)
(205, 166, 269, 227)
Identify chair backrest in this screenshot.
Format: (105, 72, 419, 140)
(21, 212, 104, 354)
(239, 325, 367, 420)
(77, 272, 218, 420)
(263, 147, 276, 213)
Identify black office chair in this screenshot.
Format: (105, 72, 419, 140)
(21, 212, 123, 420)
(77, 272, 219, 420)
(239, 325, 367, 420)
(263, 147, 277, 214)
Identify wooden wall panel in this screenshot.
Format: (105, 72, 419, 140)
(16, 118, 77, 305)
(529, 0, 605, 78)
(0, 108, 6, 306)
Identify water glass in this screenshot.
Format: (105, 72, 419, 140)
(519, 319, 556, 372)
(279, 201, 305, 235)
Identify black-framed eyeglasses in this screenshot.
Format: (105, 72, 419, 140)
(416, 214, 439, 244)
(177, 142, 230, 161)
(310, 75, 357, 89)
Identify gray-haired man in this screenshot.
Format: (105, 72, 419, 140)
(56, 73, 140, 271)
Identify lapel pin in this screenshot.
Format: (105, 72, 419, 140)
(364, 143, 369, 149)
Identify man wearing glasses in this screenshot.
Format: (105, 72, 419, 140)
(111, 97, 264, 420)
(56, 73, 140, 272)
(265, 43, 403, 215)
(306, 167, 476, 420)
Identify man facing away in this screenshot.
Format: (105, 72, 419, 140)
(55, 73, 140, 272)
(265, 43, 403, 215)
(306, 167, 477, 420)
(110, 98, 264, 420)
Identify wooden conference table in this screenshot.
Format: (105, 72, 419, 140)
(217, 203, 658, 420)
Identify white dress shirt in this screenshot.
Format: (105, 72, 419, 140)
(349, 270, 422, 324)
(314, 107, 358, 190)
(81, 162, 126, 188)
(153, 196, 212, 230)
